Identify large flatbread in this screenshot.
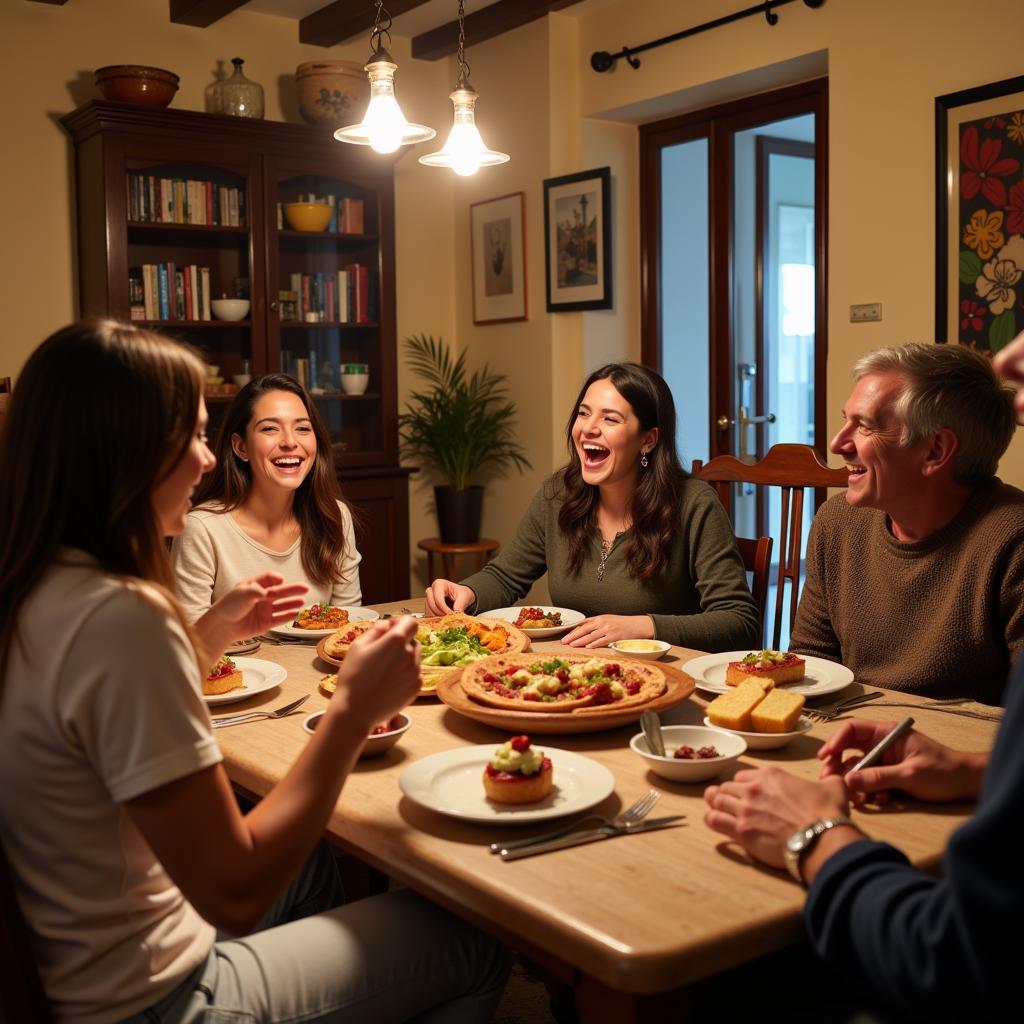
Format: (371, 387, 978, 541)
(460, 652, 666, 714)
(322, 619, 377, 660)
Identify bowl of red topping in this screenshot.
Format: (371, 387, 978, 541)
(630, 724, 746, 782)
(303, 711, 411, 757)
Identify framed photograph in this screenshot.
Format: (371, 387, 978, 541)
(470, 192, 527, 324)
(935, 74, 1024, 351)
(543, 167, 612, 312)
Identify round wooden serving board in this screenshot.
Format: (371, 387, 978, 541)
(436, 660, 695, 734)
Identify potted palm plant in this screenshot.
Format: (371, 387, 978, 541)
(398, 334, 531, 543)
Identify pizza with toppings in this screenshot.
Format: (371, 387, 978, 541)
(460, 652, 666, 714)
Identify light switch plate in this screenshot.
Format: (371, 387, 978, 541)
(850, 302, 882, 322)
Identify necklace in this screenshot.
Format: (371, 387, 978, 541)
(597, 538, 612, 582)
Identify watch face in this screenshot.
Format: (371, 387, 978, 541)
(787, 828, 812, 854)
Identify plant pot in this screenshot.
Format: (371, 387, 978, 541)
(434, 485, 484, 544)
(295, 60, 368, 128)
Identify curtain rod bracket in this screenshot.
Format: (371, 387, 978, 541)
(590, 0, 825, 74)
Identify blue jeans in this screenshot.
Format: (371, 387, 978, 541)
(124, 845, 510, 1023)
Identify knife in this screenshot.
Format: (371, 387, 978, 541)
(498, 815, 685, 861)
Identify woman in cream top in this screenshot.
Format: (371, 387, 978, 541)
(173, 373, 362, 621)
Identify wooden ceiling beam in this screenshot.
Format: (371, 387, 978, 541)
(28, 1, 70, 5)
(299, 0, 432, 48)
(169, 0, 251, 27)
(412, 0, 581, 61)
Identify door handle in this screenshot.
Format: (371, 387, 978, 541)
(736, 405, 776, 461)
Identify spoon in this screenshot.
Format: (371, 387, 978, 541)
(641, 709, 666, 757)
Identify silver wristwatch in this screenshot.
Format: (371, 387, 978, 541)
(784, 816, 856, 885)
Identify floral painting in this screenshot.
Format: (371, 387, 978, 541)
(937, 76, 1024, 352)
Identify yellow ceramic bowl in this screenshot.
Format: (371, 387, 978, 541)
(283, 202, 332, 232)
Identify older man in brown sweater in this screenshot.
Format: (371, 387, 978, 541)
(790, 342, 1024, 705)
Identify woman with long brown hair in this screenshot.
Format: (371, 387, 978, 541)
(426, 361, 759, 651)
(173, 373, 362, 622)
(0, 320, 508, 1022)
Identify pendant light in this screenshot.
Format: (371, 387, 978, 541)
(335, 0, 435, 155)
(419, 0, 510, 176)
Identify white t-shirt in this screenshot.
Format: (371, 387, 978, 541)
(171, 501, 362, 623)
(0, 553, 220, 1023)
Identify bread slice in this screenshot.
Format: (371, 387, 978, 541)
(750, 688, 806, 733)
(725, 650, 806, 687)
(483, 759, 553, 804)
(706, 679, 767, 731)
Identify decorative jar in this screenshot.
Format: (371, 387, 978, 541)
(295, 61, 368, 127)
(215, 58, 264, 119)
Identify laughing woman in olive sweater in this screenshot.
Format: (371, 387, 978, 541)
(425, 362, 759, 652)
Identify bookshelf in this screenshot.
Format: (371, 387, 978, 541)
(61, 101, 411, 602)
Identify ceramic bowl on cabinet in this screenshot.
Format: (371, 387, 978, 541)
(283, 202, 332, 232)
(211, 299, 250, 321)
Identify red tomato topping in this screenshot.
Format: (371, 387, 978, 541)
(509, 735, 531, 752)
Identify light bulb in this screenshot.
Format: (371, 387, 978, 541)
(364, 93, 404, 154)
(419, 85, 509, 175)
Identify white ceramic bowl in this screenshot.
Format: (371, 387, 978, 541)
(630, 724, 746, 782)
(341, 373, 369, 395)
(211, 298, 250, 322)
(232, 373, 252, 387)
(703, 715, 814, 751)
(303, 710, 411, 758)
(608, 639, 671, 661)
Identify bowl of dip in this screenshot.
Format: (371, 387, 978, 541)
(608, 639, 671, 661)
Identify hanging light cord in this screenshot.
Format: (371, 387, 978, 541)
(455, 0, 471, 88)
(370, 0, 393, 57)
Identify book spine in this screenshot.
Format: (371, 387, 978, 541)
(174, 270, 185, 320)
(201, 267, 211, 321)
(205, 182, 213, 226)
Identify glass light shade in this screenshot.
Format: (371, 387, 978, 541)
(419, 86, 510, 176)
(334, 57, 435, 154)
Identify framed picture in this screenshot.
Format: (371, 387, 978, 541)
(543, 167, 612, 312)
(935, 74, 1024, 351)
(470, 192, 527, 324)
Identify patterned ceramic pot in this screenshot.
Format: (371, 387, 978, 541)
(295, 61, 368, 127)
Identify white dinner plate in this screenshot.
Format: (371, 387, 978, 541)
(703, 715, 815, 750)
(270, 606, 380, 639)
(681, 651, 855, 697)
(203, 657, 287, 705)
(398, 745, 615, 824)
(483, 606, 585, 639)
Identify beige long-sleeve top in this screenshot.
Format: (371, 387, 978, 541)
(171, 502, 362, 622)
(790, 479, 1024, 705)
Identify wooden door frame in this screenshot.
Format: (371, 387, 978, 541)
(639, 79, 829, 493)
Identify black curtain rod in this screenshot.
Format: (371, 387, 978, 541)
(591, 0, 826, 73)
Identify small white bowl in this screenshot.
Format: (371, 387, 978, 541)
(340, 373, 369, 395)
(703, 715, 814, 751)
(630, 724, 746, 782)
(608, 639, 671, 661)
(232, 373, 252, 387)
(303, 710, 411, 757)
(211, 298, 250, 322)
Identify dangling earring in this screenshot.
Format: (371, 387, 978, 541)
(641, 450, 649, 468)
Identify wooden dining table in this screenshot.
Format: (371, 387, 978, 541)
(214, 601, 1002, 1021)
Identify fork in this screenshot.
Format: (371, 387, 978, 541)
(488, 788, 660, 854)
(805, 691, 884, 722)
(211, 694, 310, 728)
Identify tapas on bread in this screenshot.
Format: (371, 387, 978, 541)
(293, 603, 350, 630)
(202, 657, 288, 706)
(204, 656, 243, 696)
(460, 652, 667, 713)
(724, 649, 806, 687)
(483, 735, 554, 804)
(484, 605, 585, 638)
(514, 607, 562, 629)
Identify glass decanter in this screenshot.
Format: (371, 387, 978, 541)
(217, 58, 264, 119)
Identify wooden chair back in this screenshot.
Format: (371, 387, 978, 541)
(736, 535, 773, 648)
(0, 844, 51, 1023)
(0, 377, 10, 425)
(692, 443, 849, 649)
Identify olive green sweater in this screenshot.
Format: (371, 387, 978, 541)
(461, 477, 760, 652)
(790, 479, 1024, 705)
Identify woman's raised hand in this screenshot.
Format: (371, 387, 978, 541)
(424, 579, 476, 615)
(328, 616, 421, 729)
(818, 719, 987, 805)
(562, 614, 654, 648)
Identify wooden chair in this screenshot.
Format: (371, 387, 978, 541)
(692, 443, 849, 649)
(737, 535, 773, 648)
(0, 377, 10, 425)
(0, 844, 51, 1023)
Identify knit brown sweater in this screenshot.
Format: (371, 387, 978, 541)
(790, 479, 1024, 705)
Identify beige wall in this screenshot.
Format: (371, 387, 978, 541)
(3, 0, 1024, 599)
